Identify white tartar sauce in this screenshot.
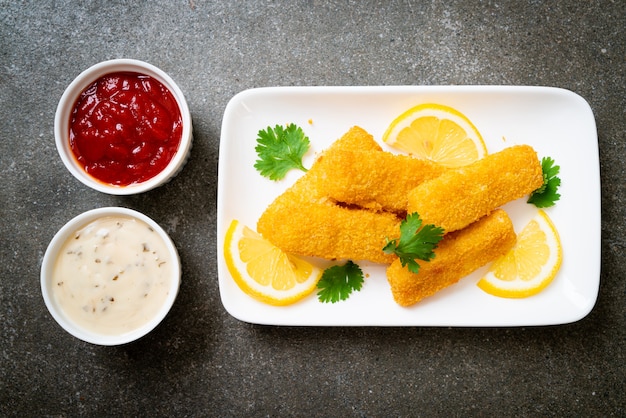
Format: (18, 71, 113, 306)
(52, 216, 173, 336)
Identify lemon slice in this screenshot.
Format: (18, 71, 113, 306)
(478, 210, 562, 298)
(382, 103, 487, 167)
(223, 219, 322, 306)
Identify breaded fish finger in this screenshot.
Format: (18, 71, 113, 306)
(284, 125, 383, 203)
(387, 209, 516, 306)
(407, 145, 543, 233)
(324, 125, 383, 153)
(313, 150, 447, 213)
(258, 126, 399, 264)
(258, 200, 400, 264)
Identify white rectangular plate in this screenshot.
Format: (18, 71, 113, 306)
(217, 86, 600, 326)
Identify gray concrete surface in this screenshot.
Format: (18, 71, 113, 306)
(1, 1, 624, 416)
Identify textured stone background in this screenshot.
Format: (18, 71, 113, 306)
(1, 1, 624, 416)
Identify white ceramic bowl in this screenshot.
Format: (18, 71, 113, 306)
(41, 207, 181, 345)
(54, 59, 193, 195)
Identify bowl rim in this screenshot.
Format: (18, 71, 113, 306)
(40, 206, 181, 346)
(54, 58, 193, 195)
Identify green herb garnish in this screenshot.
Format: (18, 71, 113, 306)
(317, 260, 364, 303)
(528, 156, 561, 208)
(383, 212, 445, 274)
(254, 123, 310, 180)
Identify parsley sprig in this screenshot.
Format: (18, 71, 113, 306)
(383, 213, 445, 274)
(528, 156, 561, 208)
(254, 123, 310, 180)
(317, 261, 364, 303)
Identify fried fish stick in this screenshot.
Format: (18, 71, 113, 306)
(313, 150, 447, 213)
(282, 126, 383, 203)
(323, 125, 383, 153)
(387, 209, 516, 306)
(407, 145, 543, 233)
(258, 199, 400, 263)
(257, 126, 399, 264)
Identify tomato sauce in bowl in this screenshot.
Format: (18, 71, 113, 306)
(55, 59, 192, 195)
(69, 71, 183, 186)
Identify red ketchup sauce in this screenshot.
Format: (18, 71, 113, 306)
(69, 72, 183, 186)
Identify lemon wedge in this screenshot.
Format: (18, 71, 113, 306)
(383, 103, 487, 167)
(223, 219, 322, 306)
(478, 210, 562, 298)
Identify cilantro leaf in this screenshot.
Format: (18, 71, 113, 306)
(528, 156, 561, 208)
(254, 123, 310, 180)
(383, 212, 444, 274)
(317, 260, 364, 303)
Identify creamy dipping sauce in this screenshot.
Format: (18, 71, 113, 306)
(52, 216, 173, 336)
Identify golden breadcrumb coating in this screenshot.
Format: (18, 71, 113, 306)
(313, 150, 447, 213)
(386, 209, 516, 306)
(322, 125, 383, 153)
(258, 199, 400, 263)
(407, 145, 543, 233)
(258, 126, 400, 264)
(260, 126, 383, 205)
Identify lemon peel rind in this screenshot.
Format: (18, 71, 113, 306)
(477, 210, 562, 299)
(224, 219, 322, 306)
